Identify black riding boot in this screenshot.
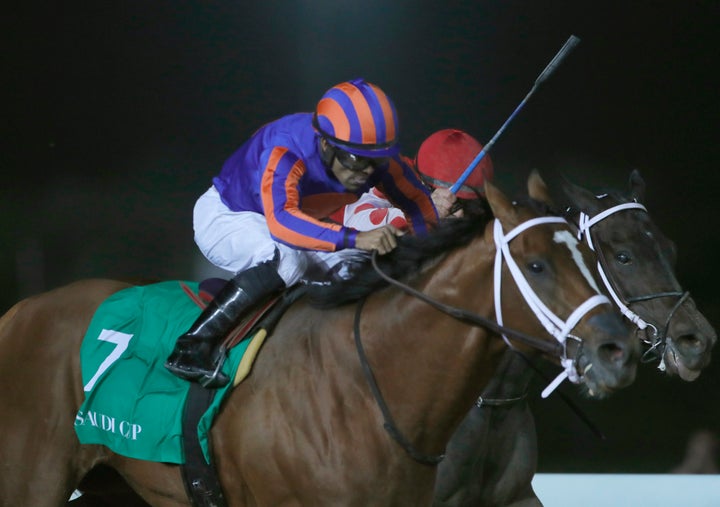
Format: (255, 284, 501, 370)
(165, 261, 285, 388)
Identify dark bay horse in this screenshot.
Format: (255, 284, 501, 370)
(1, 175, 640, 506)
(567, 170, 715, 379)
(431, 170, 717, 507)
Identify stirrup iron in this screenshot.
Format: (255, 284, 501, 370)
(199, 345, 229, 388)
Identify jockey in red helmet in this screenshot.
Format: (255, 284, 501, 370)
(166, 78, 439, 388)
(416, 128, 493, 200)
(333, 128, 492, 231)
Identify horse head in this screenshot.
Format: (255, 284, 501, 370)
(562, 169, 716, 381)
(481, 172, 639, 399)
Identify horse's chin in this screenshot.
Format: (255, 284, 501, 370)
(662, 348, 702, 382)
(576, 356, 637, 400)
(578, 381, 614, 400)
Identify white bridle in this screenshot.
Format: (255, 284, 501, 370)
(492, 217, 611, 398)
(576, 202, 652, 332)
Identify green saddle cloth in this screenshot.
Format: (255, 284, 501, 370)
(74, 280, 251, 464)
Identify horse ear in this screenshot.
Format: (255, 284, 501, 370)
(629, 169, 646, 202)
(527, 169, 554, 206)
(484, 180, 514, 223)
(561, 177, 601, 215)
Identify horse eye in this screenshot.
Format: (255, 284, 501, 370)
(527, 261, 544, 273)
(616, 252, 631, 265)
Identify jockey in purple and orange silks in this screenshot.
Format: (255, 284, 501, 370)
(166, 78, 445, 388)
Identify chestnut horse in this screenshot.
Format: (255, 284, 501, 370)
(431, 170, 717, 507)
(0, 175, 640, 506)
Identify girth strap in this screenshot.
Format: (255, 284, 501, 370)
(181, 384, 227, 507)
(178, 285, 308, 507)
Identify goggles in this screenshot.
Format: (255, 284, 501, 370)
(334, 148, 390, 172)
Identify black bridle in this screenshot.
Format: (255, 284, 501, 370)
(570, 203, 689, 364)
(629, 292, 690, 363)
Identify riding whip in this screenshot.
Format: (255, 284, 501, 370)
(450, 35, 581, 194)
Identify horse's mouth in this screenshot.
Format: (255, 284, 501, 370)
(576, 349, 638, 399)
(662, 346, 702, 382)
(575, 361, 617, 400)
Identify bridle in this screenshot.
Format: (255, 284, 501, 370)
(573, 201, 689, 366)
(354, 215, 611, 465)
(491, 218, 609, 398)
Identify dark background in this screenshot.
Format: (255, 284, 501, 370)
(5, 1, 719, 473)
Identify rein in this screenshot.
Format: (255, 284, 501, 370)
(353, 297, 445, 466)
(368, 252, 562, 355)
(574, 202, 689, 365)
(354, 216, 609, 465)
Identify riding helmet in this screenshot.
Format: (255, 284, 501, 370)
(416, 129, 494, 199)
(313, 78, 401, 158)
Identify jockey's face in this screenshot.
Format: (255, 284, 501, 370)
(321, 138, 388, 191)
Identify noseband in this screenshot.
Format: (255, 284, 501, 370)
(574, 202, 689, 365)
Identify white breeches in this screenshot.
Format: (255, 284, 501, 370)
(193, 186, 367, 285)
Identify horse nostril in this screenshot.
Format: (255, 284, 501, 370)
(598, 342, 627, 365)
(675, 334, 706, 355)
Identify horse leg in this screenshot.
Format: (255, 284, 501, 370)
(69, 465, 151, 507)
(0, 310, 103, 505)
(505, 492, 544, 507)
(107, 456, 190, 507)
(0, 407, 101, 506)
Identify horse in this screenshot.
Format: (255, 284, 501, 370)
(566, 170, 715, 379)
(431, 170, 717, 507)
(0, 174, 640, 506)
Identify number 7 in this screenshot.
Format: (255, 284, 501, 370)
(83, 329, 133, 392)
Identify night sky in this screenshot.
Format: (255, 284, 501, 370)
(5, 1, 719, 473)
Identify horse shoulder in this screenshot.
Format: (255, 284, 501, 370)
(211, 299, 384, 505)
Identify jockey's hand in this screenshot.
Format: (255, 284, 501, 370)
(431, 188, 458, 218)
(355, 225, 404, 255)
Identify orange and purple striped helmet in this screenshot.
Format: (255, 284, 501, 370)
(313, 78, 400, 158)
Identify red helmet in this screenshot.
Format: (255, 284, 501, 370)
(313, 78, 400, 158)
(415, 129, 493, 199)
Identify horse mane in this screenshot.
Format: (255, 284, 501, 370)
(307, 201, 492, 309)
(512, 195, 558, 217)
(587, 186, 629, 203)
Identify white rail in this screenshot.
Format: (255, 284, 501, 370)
(532, 473, 720, 507)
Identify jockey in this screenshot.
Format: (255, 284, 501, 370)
(331, 128, 494, 230)
(165, 78, 445, 388)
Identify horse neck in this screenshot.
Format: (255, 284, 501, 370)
(360, 236, 508, 448)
